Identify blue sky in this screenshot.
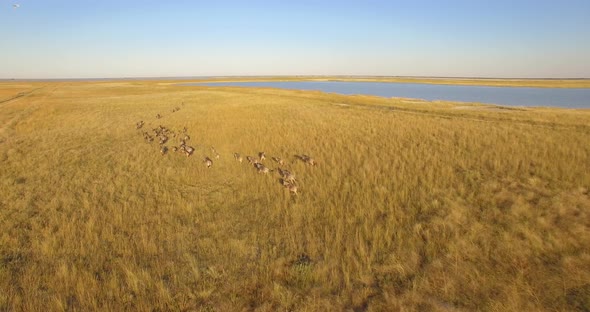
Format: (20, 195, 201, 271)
(1, 0, 589, 78)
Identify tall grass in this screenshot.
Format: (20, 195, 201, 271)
(1, 81, 589, 311)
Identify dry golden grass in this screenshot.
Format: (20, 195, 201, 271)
(1, 81, 589, 311)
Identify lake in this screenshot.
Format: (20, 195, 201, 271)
(181, 81, 590, 109)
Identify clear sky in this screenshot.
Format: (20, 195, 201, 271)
(1, 0, 589, 79)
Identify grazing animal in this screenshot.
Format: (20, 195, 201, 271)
(281, 180, 298, 196)
(159, 136, 168, 145)
(182, 127, 188, 133)
(284, 172, 296, 183)
(297, 154, 317, 166)
(136, 121, 144, 129)
(156, 113, 162, 119)
(183, 135, 190, 141)
(246, 156, 258, 164)
(278, 168, 296, 183)
(204, 157, 213, 168)
(172, 146, 178, 152)
(258, 166, 272, 174)
(234, 153, 243, 163)
(144, 133, 154, 143)
(272, 156, 284, 165)
(160, 146, 168, 155)
(184, 146, 195, 157)
(258, 152, 266, 161)
(153, 126, 169, 138)
(277, 167, 290, 176)
(288, 184, 298, 196)
(215, 152, 220, 159)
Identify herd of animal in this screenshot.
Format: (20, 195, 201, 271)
(135, 108, 317, 196)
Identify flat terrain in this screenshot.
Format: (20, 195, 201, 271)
(1, 81, 589, 311)
(163, 76, 590, 88)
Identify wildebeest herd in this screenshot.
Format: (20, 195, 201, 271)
(135, 109, 317, 196)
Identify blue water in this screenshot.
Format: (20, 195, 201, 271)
(181, 81, 590, 109)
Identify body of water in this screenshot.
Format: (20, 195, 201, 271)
(182, 81, 590, 108)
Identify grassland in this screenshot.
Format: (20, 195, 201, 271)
(1, 81, 589, 311)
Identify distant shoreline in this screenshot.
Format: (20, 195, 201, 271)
(2, 76, 590, 88)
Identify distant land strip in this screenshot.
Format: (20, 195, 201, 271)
(175, 76, 590, 88)
(2, 76, 590, 88)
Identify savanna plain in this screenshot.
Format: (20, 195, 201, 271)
(1, 80, 589, 311)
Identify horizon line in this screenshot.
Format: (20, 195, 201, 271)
(2, 75, 590, 82)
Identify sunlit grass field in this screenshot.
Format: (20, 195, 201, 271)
(1, 81, 589, 311)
